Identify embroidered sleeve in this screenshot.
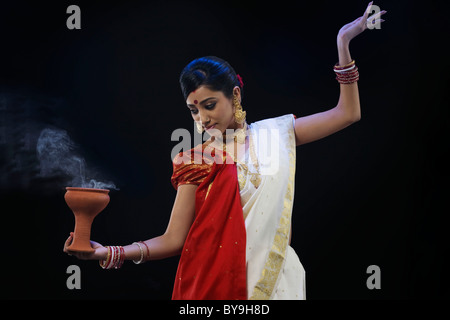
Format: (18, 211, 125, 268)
(171, 149, 211, 190)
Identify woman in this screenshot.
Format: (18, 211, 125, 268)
(64, 2, 386, 300)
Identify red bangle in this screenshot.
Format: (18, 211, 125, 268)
(334, 65, 359, 84)
(111, 246, 118, 269)
(117, 246, 125, 269)
(140, 241, 150, 261)
(99, 245, 125, 269)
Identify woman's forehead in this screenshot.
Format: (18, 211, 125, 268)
(186, 86, 224, 104)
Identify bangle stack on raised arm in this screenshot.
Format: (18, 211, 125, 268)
(334, 60, 359, 84)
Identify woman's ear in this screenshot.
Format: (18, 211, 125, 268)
(231, 86, 241, 113)
(232, 86, 241, 102)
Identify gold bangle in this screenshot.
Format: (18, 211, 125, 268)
(334, 59, 356, 70)
(99, 246, 111, 269)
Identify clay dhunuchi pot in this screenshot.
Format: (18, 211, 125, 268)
(65, 187, 110, 253)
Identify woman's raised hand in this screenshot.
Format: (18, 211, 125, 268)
(337, 2, 387, 44)
(63, 232, 107, 260)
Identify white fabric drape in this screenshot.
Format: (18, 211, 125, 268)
(237, 114, 306, 300)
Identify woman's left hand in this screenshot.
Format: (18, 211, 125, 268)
(337, 1, 387, 44)
(63, 232, 107, 260)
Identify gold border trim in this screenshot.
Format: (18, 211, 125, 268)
(249, 115, 296, 300)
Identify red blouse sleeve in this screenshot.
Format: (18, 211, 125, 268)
(171, 148, 212, 190)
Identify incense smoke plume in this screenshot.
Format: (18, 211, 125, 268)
(36, 128, 117, 190)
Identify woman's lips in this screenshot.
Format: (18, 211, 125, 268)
(205, 124, 217, 130)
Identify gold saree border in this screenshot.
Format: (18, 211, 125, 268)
(249, 116, 296, 300)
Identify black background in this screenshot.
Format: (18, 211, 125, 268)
(0, 0, 448, 300)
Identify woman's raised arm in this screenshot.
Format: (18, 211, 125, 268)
(294, 2, 386, 146)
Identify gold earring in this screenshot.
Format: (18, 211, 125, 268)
(233, 95, 246, 125)
(195, 121, 204, 134)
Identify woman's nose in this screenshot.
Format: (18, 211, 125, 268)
(199, 112, 210, 126)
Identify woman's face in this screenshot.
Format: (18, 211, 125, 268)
(186, 85, 241, 136)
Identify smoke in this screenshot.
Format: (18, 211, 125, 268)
(36, 128, 117, 190)
(0, 90, 117, 192)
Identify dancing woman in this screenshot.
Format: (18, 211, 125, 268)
(64, 2, 386, 300)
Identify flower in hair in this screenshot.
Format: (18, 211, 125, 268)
(237, 74, 244, 88)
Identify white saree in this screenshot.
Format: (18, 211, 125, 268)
(236, 114, 306, 300)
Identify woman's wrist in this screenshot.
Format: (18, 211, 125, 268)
(337, 34, 350, 48)
(97, 246, 108, 260)
(336, 38, 352, 67)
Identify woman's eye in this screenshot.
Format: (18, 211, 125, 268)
(189, 102, 215, 114)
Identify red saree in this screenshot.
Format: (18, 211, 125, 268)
(171, 146, 247, 300)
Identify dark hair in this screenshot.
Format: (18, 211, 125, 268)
(179, 56, 243, 101)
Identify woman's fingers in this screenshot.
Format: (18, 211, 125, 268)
(366, 11, 386, 29)
(63, 233, 73, 252)
(370, 18, 385, 28)
(364, 1, 373, 19)
(368, 10, 387, 23)
(64, 233, 103, 260)
(90, 240, 102, 249)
